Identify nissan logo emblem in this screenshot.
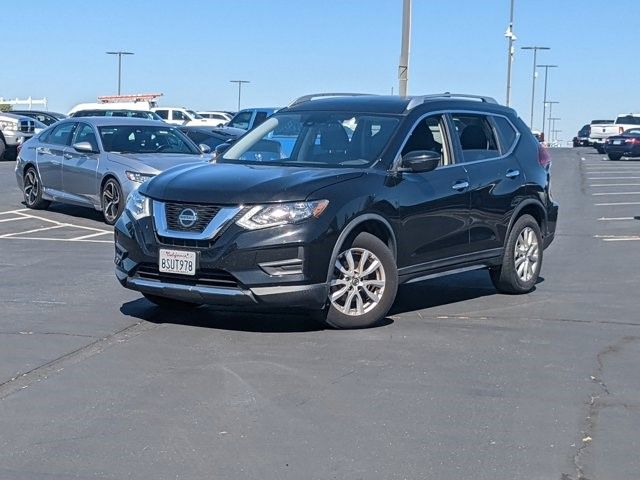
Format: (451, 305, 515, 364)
(178, 208, 198, 228)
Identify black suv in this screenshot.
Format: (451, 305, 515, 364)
(115, 93, 558, 329)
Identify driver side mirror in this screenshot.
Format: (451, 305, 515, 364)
(199, 143, 211, 154)
(72, 141, 98, 154)
(211, 142, 232, 162)
(400, 150, 441, 173)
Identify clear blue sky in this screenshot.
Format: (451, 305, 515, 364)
(2, 0, 638, 143)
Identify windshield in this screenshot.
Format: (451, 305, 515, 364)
(187, 110, 204, 119)
(616, 116, 640, 125)
(221, 112, 399, 168)
(98, 125, 200, 154)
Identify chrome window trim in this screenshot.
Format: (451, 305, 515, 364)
(153, 201, 242, 240)
(391, 109, 522, 171)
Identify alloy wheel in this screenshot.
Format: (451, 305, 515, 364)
(329, 247, 386, 316)
(514, 226, 539, 282)
(24, 169, 39, 206)
(102, 181, 121, 223)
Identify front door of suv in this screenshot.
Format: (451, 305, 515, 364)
(395, 114, 471, 271)
(449, 112, 525, 254)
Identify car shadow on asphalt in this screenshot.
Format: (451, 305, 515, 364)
(390, 270, 544, 315)
(22, 201, 105, 223)
(120, 298, 394, 333)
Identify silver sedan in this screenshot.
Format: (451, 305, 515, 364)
(15, 117, 210, 224)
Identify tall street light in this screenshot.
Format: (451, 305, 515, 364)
(504, 0, 516, 106)
(398, 0, 412, 96)
(538, 64, 558, 143)
(106, 51, 134, 96)
(548, 117, 561, 145)
(521, 46, 550, 129)
(230, 80, 250, 111)
(546, 101, 559, 144)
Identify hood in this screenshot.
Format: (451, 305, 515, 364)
(107, 152, 206, 174)
(141, 162, 364, 204)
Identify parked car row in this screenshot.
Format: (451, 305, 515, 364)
(574, 114, 640, 159)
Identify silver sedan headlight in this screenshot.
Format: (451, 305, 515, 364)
(125, 171, 155, 183)
(236, 200, 329, 230)
(125, 190, 150, 220)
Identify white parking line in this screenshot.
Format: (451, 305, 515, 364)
(69, 231, 112, 241)
(590, 183, 640, 187)
(597, 217, 636, 221)
(592, 192, 640, 196)
(595, 202, 640, 206)
(594, 235, 640, 242)
(588, 177, 640, 180)
(12, 212, 110, 234)
(0, 216, 30, 223)
(0, 236, 112, 244)
(0, 209, 29, 215)
(0, 225, 66, 238)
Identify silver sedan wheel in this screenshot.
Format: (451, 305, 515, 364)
(514, 226, 539, 282)
(24, 169, 39, 206)
(102, 180, 121, 223)
(329, 247, 386, 316)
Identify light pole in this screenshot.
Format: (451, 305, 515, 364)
(549, 117, 561, 145)
(230, 80, 250, 111)
(504, 0, 516, 106)
(538, 64, 558, 143)
(106, 51, 134, 96)
(398, 0, 412, 96)
(521, 46, 549, 129)
(546, 101, 559, 144)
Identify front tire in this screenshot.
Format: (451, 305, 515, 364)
(101, 178, 124, 225)
(490, 214, 542, 294)
(323, 232, 398, 329)
(608, 153, 622, 161)
(23, 167, 51, 210)
(143, 293, 202, 309)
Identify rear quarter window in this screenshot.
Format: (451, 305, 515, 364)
(492, 116, 519, 154)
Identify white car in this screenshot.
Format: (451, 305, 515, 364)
(68, 101, 153, 115)
(197, 111, 232, 126)
(151, 107, 222, 127)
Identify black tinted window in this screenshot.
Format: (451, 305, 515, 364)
(155, 110, 168, 120)
(46, 122, 77, 146)
(493, 116, 518, 153)
(254, 112, 268, 127)
(228, 111, 252, 129)
(450, 114, 500, 162)
(616, 116, 640, 125)
(74, 123, 99, 151)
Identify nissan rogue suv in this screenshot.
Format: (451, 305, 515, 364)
(114, 93, 558, 329)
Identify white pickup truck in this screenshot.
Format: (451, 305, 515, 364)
(590, 114, 640, 153)
(0, 112, 36, 160)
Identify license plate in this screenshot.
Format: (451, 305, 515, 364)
(613, 140, 623, 145)
(159, 249, 197, 276)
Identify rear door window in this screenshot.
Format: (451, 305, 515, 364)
(450, 114, 500, 162)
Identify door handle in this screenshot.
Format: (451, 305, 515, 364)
(505, 169, 520, 179)
(452, 180, 469, 191)
(63, 153, 73, 159)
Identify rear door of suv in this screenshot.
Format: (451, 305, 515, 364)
(448, 112, 524, 255)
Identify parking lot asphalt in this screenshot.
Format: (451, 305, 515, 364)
(0, 149, 639, 480)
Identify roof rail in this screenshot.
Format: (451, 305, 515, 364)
(287, 92, 372, 108)
(406, 92, 498, 110)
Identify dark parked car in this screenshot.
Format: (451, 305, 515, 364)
(115, 93, 558, 329)
(604, 128, 640, 161)
(11, 110, 67, 127)
(573, 124, 590, 147)
(178, 126, 245, 150)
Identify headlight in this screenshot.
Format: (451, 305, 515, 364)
(125, 171, 155, 183)
(0, 121, 18, 131)
(125, 190, 150, 220)
(236, 200, 329, 230)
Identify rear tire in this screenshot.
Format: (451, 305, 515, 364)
(490, 214, 542, 294)
(143, 293, 202, 309)
(595, 146, 605, 154)
(23, 167, 51, 210)
(323, 232, 398, 329)
(0, 137, 6, 160)
(608, 153, 622, 161)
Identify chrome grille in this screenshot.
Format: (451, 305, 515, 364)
(165, 203, 221, 232)
(19, 120, 35, 133)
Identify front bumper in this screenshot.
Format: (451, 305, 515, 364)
(114, 208, 335, 310)
(3, 131, 33, 147)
